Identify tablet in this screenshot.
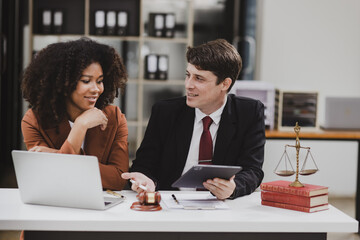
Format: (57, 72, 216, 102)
(171, 164, 242, 188)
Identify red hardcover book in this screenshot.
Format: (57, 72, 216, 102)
(261, 191, 328, 207)
(260, 180, 328, 197)
(261, 200, 329, 213)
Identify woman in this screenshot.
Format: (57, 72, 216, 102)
(21, 38, 129, 190)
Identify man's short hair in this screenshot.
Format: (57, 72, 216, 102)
(186, 39, 242, 91)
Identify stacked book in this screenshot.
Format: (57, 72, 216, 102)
(260, 180, 329, 213)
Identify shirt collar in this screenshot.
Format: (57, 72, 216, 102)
(195, 95, 228, 125)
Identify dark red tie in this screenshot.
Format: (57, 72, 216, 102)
(199, 116, 213, 165)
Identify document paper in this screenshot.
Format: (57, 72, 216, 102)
(161, 193, 229, 210)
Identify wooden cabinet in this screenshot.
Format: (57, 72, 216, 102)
(27, 0, 194, 160)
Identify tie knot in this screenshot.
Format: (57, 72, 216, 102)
(202, 116, 213, 130)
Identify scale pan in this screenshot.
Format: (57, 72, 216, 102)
(275, 170, 295, 176)
(299, 169, 317, 175)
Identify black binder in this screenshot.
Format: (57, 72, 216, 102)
(157, 55, 168, 80)
(95, 10, 105, 35)
(41, 9, 52, 34)
(144, 54, 158, 80)
(164, 13, 175, 38)
(148, 13, 164, 37)
(53, 10, 64, 34)
(117, 11, 128, 36)
(106, 11, 116, 35)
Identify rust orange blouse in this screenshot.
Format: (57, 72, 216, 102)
(21, 105, 129, 190)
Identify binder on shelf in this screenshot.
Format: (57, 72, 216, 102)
(95, 10, 105, 35)
(106, 11, 116, 35)
(157, 55, 168, 80)
(164, 13, 175, 38)
(117, 11, 128, 36)
(144, 54, 158, 80)
(148, 13, 164, 37)
(53, 10, 64, 34)
(41, 9, 52, 34)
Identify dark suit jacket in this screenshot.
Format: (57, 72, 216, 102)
(131, 94, 265, 199)
(21, 105, 129, 190)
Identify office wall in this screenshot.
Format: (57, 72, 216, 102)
(256, 0, 360, 124)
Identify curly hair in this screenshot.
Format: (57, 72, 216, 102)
(22, 37, 127, 128)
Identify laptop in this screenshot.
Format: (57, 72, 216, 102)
(12, 150, 125, 210)
(322, 97, 360, 130)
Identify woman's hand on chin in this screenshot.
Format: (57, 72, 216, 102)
(74, 108, 108, 130)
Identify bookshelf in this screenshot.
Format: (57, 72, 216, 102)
(27, 0, 194, 160)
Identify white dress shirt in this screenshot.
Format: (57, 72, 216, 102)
(181, 95, 228, 176)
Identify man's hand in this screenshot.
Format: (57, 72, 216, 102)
(29, 146, 58, 153)
(121, 172, 156, 193)
(203, 175, 236, 200)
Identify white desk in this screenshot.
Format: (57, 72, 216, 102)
(0, 189, 357, 240)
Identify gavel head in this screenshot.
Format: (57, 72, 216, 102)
(137, 192, 161, 205)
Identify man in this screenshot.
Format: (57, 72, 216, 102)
(122, 39, 265, 199)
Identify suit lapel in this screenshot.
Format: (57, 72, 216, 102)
(43, 113, 112, 162)
(174, 106, 195, 175)
(43, 119, 71, 149)
(213, 95, 237, 165)
(84, 126, 112, 162)
(84, 111, 114, 162)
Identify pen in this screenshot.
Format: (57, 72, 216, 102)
(106, 189, 125, 199)
(130, 179, 148, 191)
(172, 194, 180, 204)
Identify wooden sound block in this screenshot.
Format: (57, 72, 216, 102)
(130, 202, 162, 211)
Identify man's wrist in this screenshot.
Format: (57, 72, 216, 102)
(227, 188, 236, 199)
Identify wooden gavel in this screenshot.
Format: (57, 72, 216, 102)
(136, 192, 161, 205)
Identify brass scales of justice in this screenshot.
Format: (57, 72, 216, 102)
(274, 122, 319, 187)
